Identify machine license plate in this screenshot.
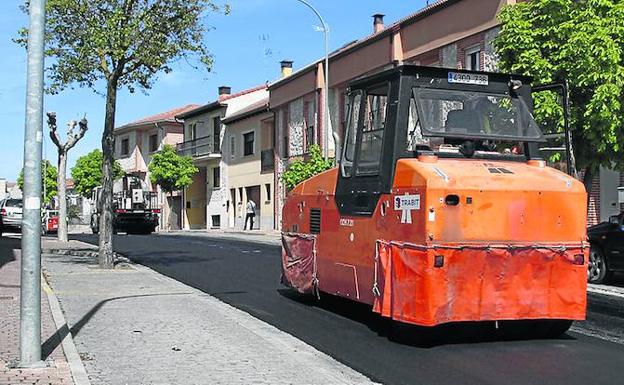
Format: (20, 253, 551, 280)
(448, 72, 488, 86)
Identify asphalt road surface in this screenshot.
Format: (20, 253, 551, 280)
(74, 233, 624, 385)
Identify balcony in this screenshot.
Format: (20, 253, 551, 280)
(177, 136, 220, 158)
(261, 149, 274, 172)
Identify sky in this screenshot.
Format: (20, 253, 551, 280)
(0, 0, 430, 181)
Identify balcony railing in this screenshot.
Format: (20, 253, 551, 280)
(261, 149, 274, 172)
(177, 135, 219, 158)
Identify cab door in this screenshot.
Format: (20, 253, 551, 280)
(335, 79, 399, 216)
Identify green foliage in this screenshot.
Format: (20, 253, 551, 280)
(16, 0, 227, 94)
(495, 0, 624, 174)
(71, 150, 124, 196)
(281, 145, 334, 190)
(17, 160, 58, 204)
(148, 144, 198, 193)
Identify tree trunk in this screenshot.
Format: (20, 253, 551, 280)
(99, 78, 118, 269)
(57, 151, 68, 242)
(168, 191, 173, 232)
(583, 168, 594, 207)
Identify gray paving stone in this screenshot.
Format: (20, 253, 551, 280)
(42, 251, 378, 385)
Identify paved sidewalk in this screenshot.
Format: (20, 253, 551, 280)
(0, 237, 74, 385)
(41, 242, 377, 385)
(155, 229, 281, 247)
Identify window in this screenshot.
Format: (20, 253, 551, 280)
(413, 88, 543, 142)
(229, 136, 235, 159)
(281, 108, 289, 158)
(149, 134, 158, 152)
(355, 83, 388, 176)
(303, 100, 316, 151)
(121, 138, 129, 156)
(243, 131, 255, 156)
(465, 46, 481, 71)
(341, 91, 362, 177)
(265, 183, 271, 202)
(190, 123, 197, 140)
(213, 117, 221, 152)
(213, 167, 220, 188)
(211, 215, 221, 228)
(283, 136, 289, 158)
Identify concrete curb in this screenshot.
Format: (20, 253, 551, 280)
(41, 274, 91, 385)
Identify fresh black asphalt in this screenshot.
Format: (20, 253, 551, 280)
(74, 233, 624, 385)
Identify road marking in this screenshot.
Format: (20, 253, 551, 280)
(570, 325, 624, 345)
(587, 285, 624, 299)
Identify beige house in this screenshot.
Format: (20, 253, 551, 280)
(176, 86, 269, 230)
(113, 104, 199, 229)
(222, 98, 274, 230)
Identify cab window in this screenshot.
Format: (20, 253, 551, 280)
(355, 83, 388, 176)
(341, 91, 362, 178)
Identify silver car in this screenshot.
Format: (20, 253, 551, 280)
(1, 199, 23, 229)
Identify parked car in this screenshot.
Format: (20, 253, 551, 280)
(0, 198, 23, 232)
(42, 209, 59, 235)
(587, 213, 624, 284)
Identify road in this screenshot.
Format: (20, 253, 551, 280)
(74, 232, 624, 385)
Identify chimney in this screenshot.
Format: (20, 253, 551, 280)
(218, 86, 231, 97)
(280, 60, 293, 78)
(372, 14, 385, 34)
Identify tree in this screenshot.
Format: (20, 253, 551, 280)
(148, 144, 198, 230)
(18, 161, 58, 206)
(71, 150, 124, 197)
(47, 112, 88, 242)
(18, 160, 58, 205)
(495, 0, 624, 193)
(282, 145, 334, 190)
(18, 0, 227, 268)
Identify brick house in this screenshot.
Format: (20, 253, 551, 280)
(114, 104, 199, 229)
(269, 0, 621, 228)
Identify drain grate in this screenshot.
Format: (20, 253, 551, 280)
(0, 296, 15, 301)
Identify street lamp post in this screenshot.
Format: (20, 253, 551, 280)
(20, 0, 46, 368)
(295, 0, 330, 160)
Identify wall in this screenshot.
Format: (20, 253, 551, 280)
(224, 112, 274, 230)
(115, 130, 137, 172)
(184, 166, 207, 229)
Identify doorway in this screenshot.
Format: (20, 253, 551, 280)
(245, 185, 261, 230)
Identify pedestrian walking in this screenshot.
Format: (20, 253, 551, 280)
(244, 199, 256, 230)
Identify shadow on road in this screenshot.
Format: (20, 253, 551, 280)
(0, 236, 20, 271)
(278, 288, 577, 348)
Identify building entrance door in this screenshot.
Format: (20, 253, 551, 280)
(245, 185, 261, 230)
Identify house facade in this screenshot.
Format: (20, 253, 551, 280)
(222, 98, 275, 231)
(113, 104, 199, 230)
(269, 0, 621, 227)
(176, 86, 269, 230)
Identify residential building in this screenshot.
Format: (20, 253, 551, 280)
(0, 179, 6, 200)
(269, 0, 620, 227)
(176, 86, 269, 230)
(222, 97, 274, 231)
(114, 104, 199, 230)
